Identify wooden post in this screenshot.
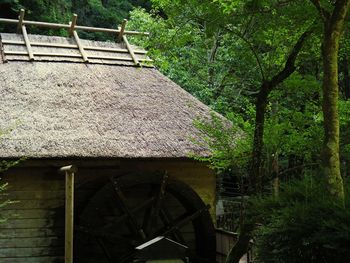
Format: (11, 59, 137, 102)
(59, 165, 77, 263)
(69, 14, 77, 37)
(123, 35, 140, 66)
(21, 25, 34, 61)
(117, 19, 127, 43)
(73, 30, 89, 62)
(17, 9, 25, 34)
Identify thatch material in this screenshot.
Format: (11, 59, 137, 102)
(0, 33, 213, 159)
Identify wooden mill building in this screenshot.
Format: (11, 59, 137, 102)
(0, 12, 216, 263)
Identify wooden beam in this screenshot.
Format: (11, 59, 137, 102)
(68, 14, 77, 37)
(4, 50, 153, 63)
(17, 9, 25, 34)
(72, 30, 89, 62)
(117, 19, 127, 43)
(2, 40, 78, 49)
(84, 45, 147, 54)
(2, 39, 148, 54)
(59, 165, 77, 263)
(122, 35, 140, 66)
(21, 25, 34, 61)
(0, 18, 149, 36)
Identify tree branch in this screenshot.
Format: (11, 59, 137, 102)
(329, 0, 350, 32)
(310, 0, 331, 21)
(268, 27, 313, 88)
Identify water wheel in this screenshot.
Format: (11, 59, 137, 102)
(74, 172, 216, 263)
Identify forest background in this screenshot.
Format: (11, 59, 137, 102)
(1, 0, 350, 262)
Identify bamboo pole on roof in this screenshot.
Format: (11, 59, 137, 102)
(123, 35, 140, 66)
(73, 30, 89, 62)
(21, 25, 34, 61)
(17, 9, 25, 33)
(69, 14, 77, 37)
(0, 18, 149, 36)
(118, 19, 127, 43)
(2, 39, 148, 54)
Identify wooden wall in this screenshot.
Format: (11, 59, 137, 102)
(0, 158, 215, 262)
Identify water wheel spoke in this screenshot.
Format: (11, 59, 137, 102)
(110, 176, 147, 240)
(157, 205, 210, 238)
(102, 197, 155, 232)
(187, 251, 213, 263)
(97, 238, 114, 263)
(76, 225, 132, 243)
(143, 172, 169, 235)
(159, 206, 186, 245)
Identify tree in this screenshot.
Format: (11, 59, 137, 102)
(310, 0, 350, 202)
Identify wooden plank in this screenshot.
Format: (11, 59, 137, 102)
(4, 51, 153, 62)
(1, 190, 65, 200)
(0, 237, 63, 248)
(2, 40, 78, 49)
(84, 45, 147, 54)
(0, 209, 63, 219)
(0, 218, 64, 229)
(0, 247, 63, 257)
(16, 9, 25, 33)
(4, 51, 81, 57)
(0, 227, 64, 238)
(122, 35, 140, 66)
(0, 256, 64, 263)
(21, 25, 34, 61)
(1, 199, 64, 210)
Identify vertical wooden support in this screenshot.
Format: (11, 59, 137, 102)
(59, 165, 77, 263)
(69, 14, 77, 37)
(122, 35, 140, 66)
(21, 25, 34, 61)
(73, 30, 89, 62)
(17, 9, 25, 34)
(117, 19, 127, 43)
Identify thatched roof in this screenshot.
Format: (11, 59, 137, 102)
(0, 33, 213, 159)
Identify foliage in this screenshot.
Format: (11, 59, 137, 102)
(251, 176, 350, 263)
(0, 0, 151, 39)
(192, 112, 253, 175)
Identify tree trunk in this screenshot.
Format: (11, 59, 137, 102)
(312, 0, 350, 202)
(342, 55, 350, 99)
(321, 22, 345, 201)
(225, 223, 254, 263)
(226, 29, 312, 263)
(251, 82, 270, 193)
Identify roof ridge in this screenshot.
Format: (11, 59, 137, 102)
(0, 9, 151, 67)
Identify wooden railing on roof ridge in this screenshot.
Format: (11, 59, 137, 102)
(0, 9, 151, 66)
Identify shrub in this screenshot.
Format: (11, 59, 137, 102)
(252, 176, 350, 263)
